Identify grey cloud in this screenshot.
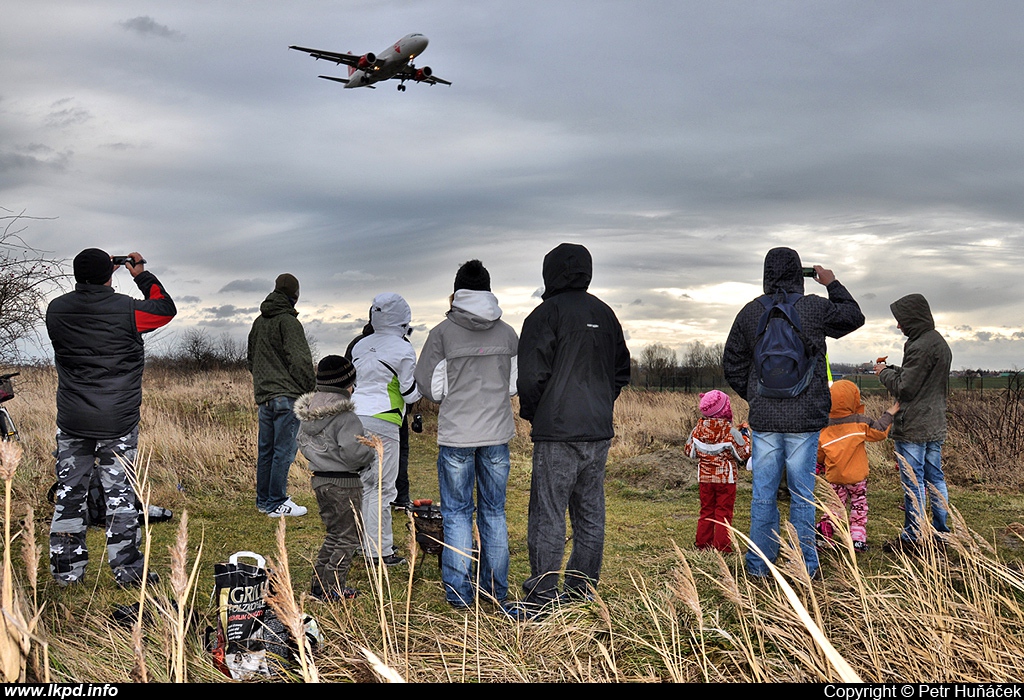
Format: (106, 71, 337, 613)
(177, 296, 201, 304)
(202, 305, 258, 319)
(218, 279, 272, 294)
(45, 100, 90, 128)
(119, 16, 184, 41)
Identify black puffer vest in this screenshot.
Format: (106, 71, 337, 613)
(46, 280, 148, 439)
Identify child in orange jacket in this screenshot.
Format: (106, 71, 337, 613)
(686, 390, 751, 552)
(817, 380, 898, 552)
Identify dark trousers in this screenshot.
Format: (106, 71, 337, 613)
(312, 478, 362, 594)
(523, 440, 610, 605)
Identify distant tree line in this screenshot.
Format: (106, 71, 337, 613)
(632, 341, 725, 392)
(147, 328, 249, 373)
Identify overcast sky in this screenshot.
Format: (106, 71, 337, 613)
(4, 0, 1024, 370)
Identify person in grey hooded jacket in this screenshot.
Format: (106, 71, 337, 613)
(414, 260, 519, 608)
(874, 294, 953, 548)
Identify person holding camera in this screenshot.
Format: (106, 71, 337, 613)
(46, 249, 176, 588)
(723, 247, 864, 580)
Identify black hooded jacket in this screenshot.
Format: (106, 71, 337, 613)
(517, 243, 631, 442)
(877, 294, 951, 442)
(723, 247, 865, 433)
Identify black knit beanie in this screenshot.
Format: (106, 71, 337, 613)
(453, 259, 490, 292)
(73, 248, 114, 285)
(316, 355, 356, 390)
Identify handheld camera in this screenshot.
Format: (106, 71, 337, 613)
(111, 255, 147, 268)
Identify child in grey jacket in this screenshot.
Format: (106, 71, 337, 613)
(294, 355, 374, 600)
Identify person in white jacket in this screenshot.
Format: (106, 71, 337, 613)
(414, 260, 519, 608)
(350, 292, 421, 566)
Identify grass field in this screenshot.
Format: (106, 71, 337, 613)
(1, 366, 1024, 682)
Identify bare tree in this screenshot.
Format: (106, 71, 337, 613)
(682, 340, 725, 390)
(640, 343, 677, 388)
(0, 208, 65, 363)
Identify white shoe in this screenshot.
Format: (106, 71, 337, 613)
(268, 498, 307, 518)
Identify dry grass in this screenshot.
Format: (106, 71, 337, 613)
(3, 366, 1024, 682)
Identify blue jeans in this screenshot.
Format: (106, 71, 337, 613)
(437, 444, 510, 605)
(256, 396, 299, 512)
(894, 440, 949, 540)
(745, 431, 820, 578)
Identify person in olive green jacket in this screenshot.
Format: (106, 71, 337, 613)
(247, 273, 316, 518)
(874, 293, 953, 549)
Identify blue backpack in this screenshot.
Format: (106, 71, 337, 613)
(753, 292, 816, 398)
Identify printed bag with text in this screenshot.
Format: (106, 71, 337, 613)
(207, 551, 277, 679)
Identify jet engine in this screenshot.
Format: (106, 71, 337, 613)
(356, 52, 377, 69)
(413, 66, 433, 81)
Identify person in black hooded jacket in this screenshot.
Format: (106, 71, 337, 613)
(509, 243, 630, 618)
(723, 247, 863, 579)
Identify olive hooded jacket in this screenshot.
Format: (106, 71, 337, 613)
(877, 294, 952, 443)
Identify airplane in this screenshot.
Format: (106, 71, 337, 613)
(289, 33, 451, 91)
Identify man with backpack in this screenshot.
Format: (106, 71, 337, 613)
(723, 247, 864, 579)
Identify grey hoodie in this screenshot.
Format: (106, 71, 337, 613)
(414, 289, 519, 448)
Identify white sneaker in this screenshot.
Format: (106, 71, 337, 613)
(268, 498, 307, 518)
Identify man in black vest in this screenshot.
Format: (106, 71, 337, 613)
(46, 249, 176, 587)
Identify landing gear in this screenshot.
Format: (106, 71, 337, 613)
(397, 83, 406, 92)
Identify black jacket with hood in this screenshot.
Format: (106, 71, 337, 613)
(723, 247, 865, 433)
(877, 294, 951, 442)
(517, 243, 631, 442)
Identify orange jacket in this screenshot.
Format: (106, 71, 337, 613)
(686, 417, 751, 484)
(817, 380, 893, 485)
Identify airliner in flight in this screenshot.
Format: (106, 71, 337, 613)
(289, 33, 451, 91)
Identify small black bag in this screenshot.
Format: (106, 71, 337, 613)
(408, 501, 444, 566)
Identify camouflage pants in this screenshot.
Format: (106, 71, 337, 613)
(49, 429, 144, 586)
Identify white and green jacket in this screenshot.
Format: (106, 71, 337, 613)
(350, 293, 421, 426)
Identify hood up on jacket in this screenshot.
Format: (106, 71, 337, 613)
(260, 290, 298, 318)
(762, 247, 805, 296)
(448, 289, 502, 331)
(369, 292, 412, 337)
(541, 243, 592, 300)
(829, 379, 865, 419)
(890, 293, 935, 341)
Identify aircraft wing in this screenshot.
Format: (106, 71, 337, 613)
(394, 66, 452, 86)
(289, 45, 370, 68)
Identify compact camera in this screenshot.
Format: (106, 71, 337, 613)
(111, 255, 147, 267)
